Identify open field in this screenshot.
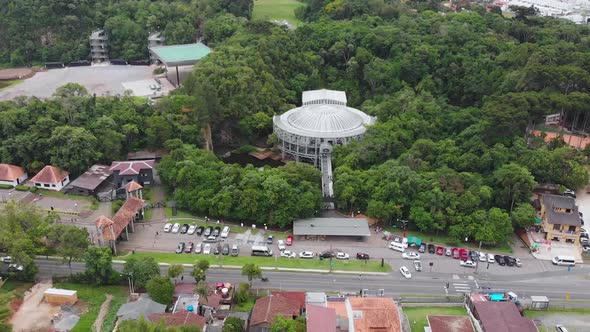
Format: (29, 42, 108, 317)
(252, 0, 305, 27)
(403, 306, 468, 332)
(54, 283, 128, 332)
(0, 80, 23, 91)
(123, 251, 391, 272)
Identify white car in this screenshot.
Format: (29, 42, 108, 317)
(402, 252, 420, 260)
(460, 260, 477, 268)
(194, 243, 202, 254)
(413, 260, 422, 272)
(220, 226, 230, 238)
(299, 251, 315, 259)
(8, 264, 23, 272)
(171, 223, 181, 233)
(336, 252, 349, 260)
(556, 324, 569, 332)
(487, 253, 495, 263)
(515, 258, 523, 267)
(479, 252, 487, 262)
(277, 240, 286, 251)
(281, 250, 296, 258)
(1, 256, 12, 264)
(163, 223, 172, 233)
(400, 266, 412, 279)
(203, 244, 211, 254)
(187, 225, 196, 235)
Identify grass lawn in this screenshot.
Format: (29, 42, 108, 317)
(253, 0, 305, 27)
(54, 283, 128, 332)
(0, 79, 23, 91)
(123, 252, 391, 272)
(403, 306, 468, 332)
(384, 227, 513, 254)
(164, 207, 202, 219)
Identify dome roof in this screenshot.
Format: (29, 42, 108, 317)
(287, 105, 365, 134)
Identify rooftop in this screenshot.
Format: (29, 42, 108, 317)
(124, 180, 143, 192)
(302, 89, 347, 105)
(44, 288, 77, 296)
(542, 194, 581, 226)
(149, 43, 212, 67)
(473, 301, 537, 332)
(99, 197, 144, 241)
(67, 164, 112, 190)
(348, 297, 401, 332)
(30, 165, 69, 184)
(293, 218, 371, 237)
(109, 160, 155, 176)
(427, 315, 475, 332)
(148, 310, 206, 329)
(250, 293, 301, 327)
(116, 296, 166, 321)
(306, 304, 337, 332)
(0, 163, 26, 181)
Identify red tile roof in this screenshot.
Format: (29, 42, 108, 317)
(250, 294, 301, 327)
(428, 315, 475, 332)
(348, 297, 401, 332)
(175, 283, 196, 295)
(148, 310, 206, 329)
(95, 215, 114, 228)
(271, 291, 306, 309)
(109, 160, 155, 175)
(473, 302, 537, 332)
(100, 197, 144, 241)
(0, 164, 25, 181)
(205, 293, 222, 309)
(306, 304, 336, 332)
(30, 165, 68, 184)
(124, 180, 143, 192)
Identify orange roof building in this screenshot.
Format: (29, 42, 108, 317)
(94, 197, 144, 254)
(0, 163, 27, 186)
(249, 293, 302, 330)
(30, 165, 70, 191)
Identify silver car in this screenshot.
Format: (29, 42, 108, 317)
(194, 243, 202, 254)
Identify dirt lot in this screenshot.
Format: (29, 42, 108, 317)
(10, 281, 59, 332)
(532, 313, 590, 331)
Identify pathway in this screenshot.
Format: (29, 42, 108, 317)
(9, 281, 57, 332)
(92, 294, 113, 332)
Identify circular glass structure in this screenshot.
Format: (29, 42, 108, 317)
(273, 89, 375, 165)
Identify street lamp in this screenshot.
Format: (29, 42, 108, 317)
(127, 272, 135, 294)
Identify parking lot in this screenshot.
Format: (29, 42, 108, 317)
(116, 219, 569, 277)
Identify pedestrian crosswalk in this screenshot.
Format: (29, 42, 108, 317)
(453, 282, 471, 293)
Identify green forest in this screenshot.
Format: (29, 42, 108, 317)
(1, 0, 590, 245)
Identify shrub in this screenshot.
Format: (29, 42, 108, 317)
(29, 186, 38, 193)
(14, 185, 29, 191)
(235, 145, 257, 154)
(153, 67, 166, 75)
(0, 184, 13, 189)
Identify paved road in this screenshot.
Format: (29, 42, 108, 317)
(36, 259, 590, 302)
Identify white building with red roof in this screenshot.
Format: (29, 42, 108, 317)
(0, 163, 27, 186)
(30, 165, 70, 191)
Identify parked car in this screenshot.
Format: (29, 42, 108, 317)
(203, 244, 211, 254)
(479, 252, 487, 262)
(504, 255, 515, 267)
(203, 226, 213, 237)
(172, 223, 181, 233)
(418, 243, 426, 253)
(319, 251, 335, 259)
(469, 250, 478, 261)
(452, 248, 460, 259)
(487, 253, 495, 263)
(555, 324, 569, 332)
(204, 235, 217, 243)
(286, 235, 293, 246)
(184, 242, 193, 253)
(266, 235, 274, 244)
(583, 245, 590, 252)
(175, 242, 185, 254)
(220, 226, 230, 238)
(196, 226, 205, 236)
(213, 245, 222, 255)
(413, 260, 422, 272)
(356, 253, 370, 260)
(1, 256, 12, 264)
(7, 264, 23, 272)
(336, 252, 349, 260)
(399, 266, 412, 279)
(445, 248, 452, 256)
(212, 226, 221, 237)
(187, 225, 197, 235)
(180, 224, 189, 234)
(299, 251, 315, 259)
(163, 223, 172, 233)
(402, 252, 420, 260)
(514, 257, 523, 267)
(460, 260, 477, 268)
(194, 243, 202, 254)
(562, 188, 576, 198)
(428, 244, 435, 254)
(281, 250, 296, 258)
(230, 245, 239, 257)
(436, 246, 444, 255)
(459, 249, 469, 261)
(277, 240, 286, 251)
(495, 254, 506, 266)
(222, 244, 230, 255)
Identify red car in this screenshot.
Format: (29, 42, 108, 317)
(436, 246, 444, 255)
(185, 242, 194, 253)
(286, 235, 293, 246)
(459, 248, 469, 260)
(452, 248, 460, 259)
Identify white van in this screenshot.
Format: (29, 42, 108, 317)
(552, 255, 576, 266)
(388, 241, 406, 253)
(220, 226, 230, 238)
(251, 245, 273, 257)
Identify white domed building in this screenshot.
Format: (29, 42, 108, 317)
(273, 89, 376, 166)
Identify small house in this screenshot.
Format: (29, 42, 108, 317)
(540, 194, 581, 244)
(109, 160, 155, 188)
(0, 163, 27, 186)
(44, 288, 77, 305)
(30, 165, 70, 191)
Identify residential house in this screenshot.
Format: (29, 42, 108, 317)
(109, 160, 155, 188)
(30, 165, 70, 191)
(306, 304, 337, 332)
(471, 301, 537, 332)
(65, 164, 113, 196)
(248, 292, 304, 332)
(540, 194, 581, 244)
(116, 295, 166, 322)
(0, 163, 27, 186)
(324, 296, 402, 332)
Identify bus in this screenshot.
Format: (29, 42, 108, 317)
(251, 245, 273, 257)
(552, 255, 576, 266)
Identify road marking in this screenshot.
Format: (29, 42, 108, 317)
(453, 274, 460, 280)
(467, 275, 474, 280)
(474, 280, 479, 289)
